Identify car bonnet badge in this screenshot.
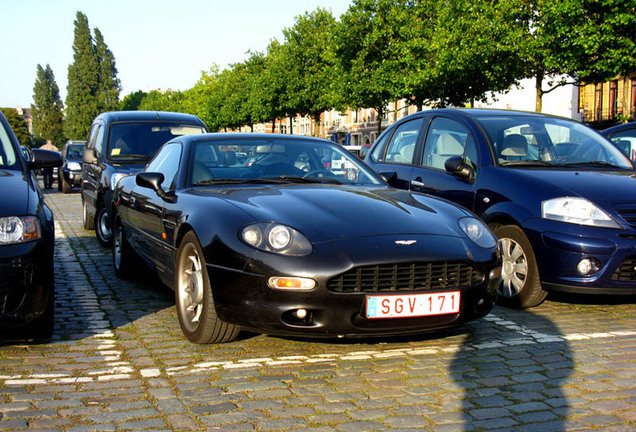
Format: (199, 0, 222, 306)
(395, 240, 417, 245)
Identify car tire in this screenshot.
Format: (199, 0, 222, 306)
(112, 215, 136, 279)
(175, 231, 239, 344)
(494, 225, 547, 308)
(19, 276, 54, 340)
(82, 199, 95, 230)
(95, 204, 112, 247)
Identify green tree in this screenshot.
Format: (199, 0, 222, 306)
(513, 0, 636, 111)
(31, 64, 65, 147)
(95, 28, 121, 112)
(336, 0, 409, 136)
(65, 11, 99, 140)
(119, 90, 147, 111)
(138, 89, 186, 112)
(279, 8, 341, 135)
(1, 108, 32, 148)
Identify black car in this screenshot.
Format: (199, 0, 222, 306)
(0, 111, 62, 339)
(81, 111, 208, 247)
(365, 108, 636, 308)
(602, 122, 636, 162)
(58, 140, 86, 193)
(111, 133, 500, 343)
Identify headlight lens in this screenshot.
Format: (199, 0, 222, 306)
(542, 197, 620, 228)
(67, 161, 82, 171)
(0, 216, 42, 244)
(458, 217, 497, 248)
(241, 223, 312, 255)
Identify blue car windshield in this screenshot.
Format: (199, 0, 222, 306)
(190, 138, 383, 186)
(0, 121, 19, 169)
(475, 115, 633, 169)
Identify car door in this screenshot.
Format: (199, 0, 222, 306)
(128, 142, 182, 276)
(82, 122, 105, 213)
(409, 116, 479, 212)
(367, 116, 426, 190)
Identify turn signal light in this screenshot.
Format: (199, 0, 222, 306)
(268, 277, 316, 290)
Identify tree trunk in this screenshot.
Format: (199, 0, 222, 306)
(376, 106, 384, 137)
(535, 71, 544, 113)
(272, 118, 276, 133)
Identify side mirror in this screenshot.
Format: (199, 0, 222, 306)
(444, 156, 474, 181)
(27, 149, 63, 170)
(136, 172, 164, 191)
(379, 171, 398, 187)
(83, 148, 98, 164)
(136, 172, 175, 203)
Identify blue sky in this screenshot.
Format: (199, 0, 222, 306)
(1, 0, 352, 108)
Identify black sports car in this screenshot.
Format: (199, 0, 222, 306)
(111, 133, 500, 343)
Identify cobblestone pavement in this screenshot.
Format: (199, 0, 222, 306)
(1, 187, 635, 431)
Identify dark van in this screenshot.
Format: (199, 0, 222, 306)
(81, 111, 208, 246)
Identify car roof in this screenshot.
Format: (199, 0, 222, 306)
(94, 110, 207, 126)
(176, 132, 334, 145)
(602, 122, 636, 136)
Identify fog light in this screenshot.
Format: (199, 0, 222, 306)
(295, 309, 307, 319)
(577, 258, 600, 276)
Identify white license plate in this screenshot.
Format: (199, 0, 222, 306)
(366, 291, 461, 319)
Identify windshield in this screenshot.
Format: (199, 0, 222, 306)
(475, 115, 633, 169)
(107, 122, 206, 162)
(66, 143, 85, 159)
(0, 120, 19, 169)
(190, 138, 383, 186)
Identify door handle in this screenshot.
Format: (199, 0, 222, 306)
(411, 178, 425, 188)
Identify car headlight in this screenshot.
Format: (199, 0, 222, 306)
(110, 173, 127, 190)
(542, 197, 620, 228)
(241, 223, 312, 256)
(458, 217, 497, 248)
(67, 161, 81, 171)
(0, 216, 42, 244)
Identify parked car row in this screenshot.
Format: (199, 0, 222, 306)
(4, 106, 633, 343)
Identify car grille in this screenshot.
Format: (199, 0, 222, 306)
(611, 256, 636, 281)
(614, 204, 636, 228)
(327, 261, 485, 293)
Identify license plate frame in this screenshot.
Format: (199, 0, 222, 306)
(365, 291, 461, 319)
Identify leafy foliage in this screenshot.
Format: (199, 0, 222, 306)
(31, 64, 65, 147)
(1, 108, 32, 148)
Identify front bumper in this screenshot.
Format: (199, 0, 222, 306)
(524, 218, 636, 295)
(0, 241, 53, 329)
(62, 169, 83, 187)
(204, 235, 499, 338)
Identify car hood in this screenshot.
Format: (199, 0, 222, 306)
(509, 168, 636, 204)
(0, 170, 33, 216)
(207, 184, 472, 243)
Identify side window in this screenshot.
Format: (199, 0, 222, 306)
(146, 143, 182, 190)
(87, 124, 102, 155)
(383, 118, 424, 164)
(369, 130, 391, 162)
(421, 117, 474, 171)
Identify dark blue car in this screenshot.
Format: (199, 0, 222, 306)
(366, 108, 636, 308)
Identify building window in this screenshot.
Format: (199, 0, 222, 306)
(609, 80, 618, 119)
(595, 83, 603, 121)
(631, 78, 636, 119)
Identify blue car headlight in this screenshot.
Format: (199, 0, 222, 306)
(542, 197, 620, 228)
(458, 217, 497, 248)
(241, 223, 312, 256)
(0, 216, 42, 244)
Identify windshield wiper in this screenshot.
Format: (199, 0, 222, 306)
(111, 154, 148, 160)
(500, 160, 557, 167)
(193, 178, 285, 186)
(265, 175, 343, 184)
(560, 161, 622, 168)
